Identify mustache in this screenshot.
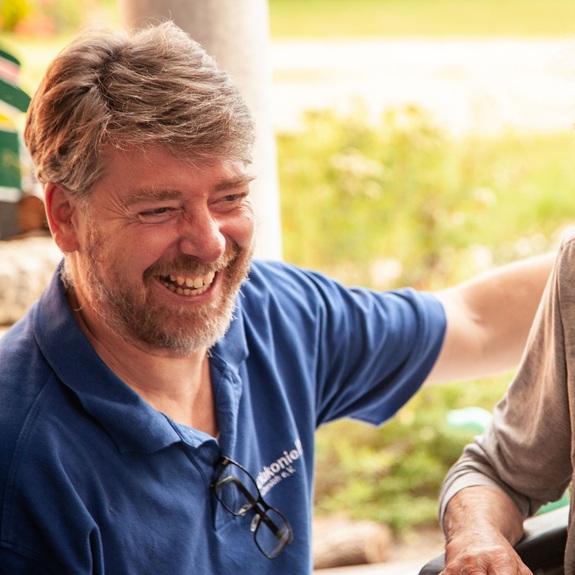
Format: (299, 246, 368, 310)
(144, 243, 241, 280)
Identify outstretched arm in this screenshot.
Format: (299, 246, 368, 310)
(426, 252, 554, 384)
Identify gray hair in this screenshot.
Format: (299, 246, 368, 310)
(24, 21, 255, 197)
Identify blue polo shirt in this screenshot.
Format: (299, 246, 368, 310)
(0, 259, 446, 574)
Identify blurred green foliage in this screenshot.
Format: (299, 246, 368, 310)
(279, 107, 575, 290)
(0, 0, 113, 34)
(277, 107, 575, 532)
(313, 378, 510, 532)
(0, 0, 29, 32)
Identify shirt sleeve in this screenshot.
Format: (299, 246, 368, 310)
(439, 237, 575, 526)
(314, 282, 446, 426)
(245, 261, 447, 428)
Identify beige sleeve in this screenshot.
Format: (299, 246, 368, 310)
(439, 235, 575, 528)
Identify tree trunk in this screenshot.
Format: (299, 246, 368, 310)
(0, 236, 61, 327)
(117, 0, 283, 260)
(313, 516, 394, 569)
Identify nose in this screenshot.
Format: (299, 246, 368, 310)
(177, 210, 226, 262)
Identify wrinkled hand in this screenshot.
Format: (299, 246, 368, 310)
(441, 532, 533, 575)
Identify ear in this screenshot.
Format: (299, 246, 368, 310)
(45, 183, 80, 252)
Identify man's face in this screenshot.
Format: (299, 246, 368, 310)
(66, 146, 255, 354)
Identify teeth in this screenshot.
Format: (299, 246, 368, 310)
(160, 270, 216, 297)
(182, 277, 205, 289)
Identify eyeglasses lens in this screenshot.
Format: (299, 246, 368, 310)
(214, 465, 259, 516)
(252, 507, 293, 559)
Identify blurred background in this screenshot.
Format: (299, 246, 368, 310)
(2, 0, 575, 565)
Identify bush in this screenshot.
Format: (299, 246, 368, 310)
(1, 0, 91, 33)
(0, 0, 30, 32)
(313, 377, 510, 533)
(278, 107, 575, 291)
(276, 107, 575, 532)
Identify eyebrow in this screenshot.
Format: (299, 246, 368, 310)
(215, 174, 256, 191)
(124, 189, 182, 206)
(124, 174, 256, 207)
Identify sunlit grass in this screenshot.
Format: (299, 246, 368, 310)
(269, 0, 575, 38)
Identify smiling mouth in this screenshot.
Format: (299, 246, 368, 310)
(158, 271, 216, 296)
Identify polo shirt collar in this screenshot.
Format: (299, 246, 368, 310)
(34, 264, 249, 454)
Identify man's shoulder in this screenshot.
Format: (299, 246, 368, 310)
(0, 313, 44, 374)
(0, 317, 58, 499)
(248, 258, 311, 282)
(244, 260, 309, 299)
(246, 259, 343, 297)
(0, 309, 66, 458)
(558, 231, 575, 260)
(0, 316, 53, 418)
(242, 260, 353, 321)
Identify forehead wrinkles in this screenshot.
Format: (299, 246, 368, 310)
(98, 145, 253, 197)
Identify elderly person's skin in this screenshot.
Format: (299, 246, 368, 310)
(442, 487, 529, 575)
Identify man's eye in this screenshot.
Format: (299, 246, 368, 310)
(219, 193, 248, 207)
(138, 207, 178, 222)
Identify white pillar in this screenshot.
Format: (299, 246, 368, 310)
(118, 0, 283, 260)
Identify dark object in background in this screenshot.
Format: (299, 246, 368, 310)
(0, 47, 47, 240)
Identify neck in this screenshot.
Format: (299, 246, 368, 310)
(68, 294, 218, 436)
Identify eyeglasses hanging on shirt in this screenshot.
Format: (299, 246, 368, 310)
(211, 456, 294, 559)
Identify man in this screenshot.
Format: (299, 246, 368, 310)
(440, 233, 575, 575)
(0, 21, 552, 575)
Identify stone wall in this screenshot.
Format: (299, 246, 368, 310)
(0, 236, 61, 329)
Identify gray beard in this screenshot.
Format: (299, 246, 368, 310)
(62, 245, 252, 355)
